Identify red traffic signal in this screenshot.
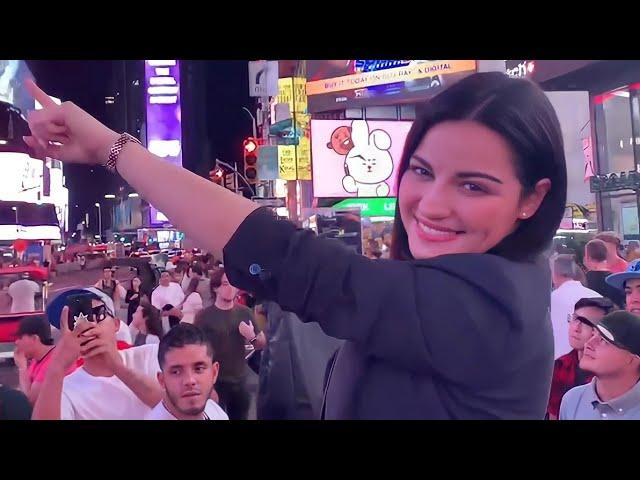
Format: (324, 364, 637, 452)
(243, 138, 258, 154)
(243, 137, 259, 184)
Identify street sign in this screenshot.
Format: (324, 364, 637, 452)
(252, 197, 286, 208)
(590, 170, 640, 193)
(257, 146, 279, 181)
(332, 197, 397, 217)
(248, 60, 279, 97)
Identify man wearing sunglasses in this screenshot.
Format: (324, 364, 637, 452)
(559, 310, 640, 420)
(546, 297, 614, 419)
(32, 288, 163, 420)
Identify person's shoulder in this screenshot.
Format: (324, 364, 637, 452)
(205, 400, 229, 420)
(555, 350, 576, 369)
(121, 344, 160, 375)
(415, 253, 548, 283)
(235, 304, 253, 316)
(562, 382, 590, 407)
(415, 253, 550, 307)
(196, 304, 218, 317)
(144, 402, 171, 420)
(576, 283, 601, 298)
(62, 366, 90, 389)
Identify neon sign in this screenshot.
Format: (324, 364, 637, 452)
(145, 60, 182, 225)
(353, 60, 413, 73)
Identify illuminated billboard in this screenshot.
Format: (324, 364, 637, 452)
(311, 119, 412, 198)
(145, 60, 182, 225)
(306, 60, 476, 113)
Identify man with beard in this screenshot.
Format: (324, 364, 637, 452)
(145, 323, 227, 420)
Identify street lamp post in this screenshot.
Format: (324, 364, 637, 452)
(242, 107, 258, 139)
(95, 203, 102, 240)
(11, 206, 17, 226)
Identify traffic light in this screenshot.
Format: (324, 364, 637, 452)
(243, 137, 259, 184)
(209, 167, 224, 185)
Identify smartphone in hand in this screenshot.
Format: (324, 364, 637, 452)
(66, 293, 94, 331)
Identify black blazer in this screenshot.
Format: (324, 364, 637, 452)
(224, 208, 554, 419)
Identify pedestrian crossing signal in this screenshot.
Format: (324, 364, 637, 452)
(209, 168, 224, 184)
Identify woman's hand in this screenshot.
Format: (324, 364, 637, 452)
(23, 79, 119, 165)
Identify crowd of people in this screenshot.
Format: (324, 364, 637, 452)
(3, 253, 340, 420)
(5, 71, 640, 419)
(549, 232, 640, 419)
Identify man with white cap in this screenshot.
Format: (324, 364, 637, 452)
(32, 288, 162, 420)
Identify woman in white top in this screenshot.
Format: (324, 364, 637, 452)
(129, 301, 164, 346)
(180, 278, 203, 324)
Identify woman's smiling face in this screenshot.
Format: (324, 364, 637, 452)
(399, 120, 550, 260)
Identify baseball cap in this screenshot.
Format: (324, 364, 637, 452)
(46, 287, 116, 330)
(15, 315, 53, 345)
(573, 297, 615, 327)
(594, 311, 640, 356)
(605, 259, 640, 291)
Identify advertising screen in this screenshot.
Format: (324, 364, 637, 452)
(306, 60, 476, 113)
(311, 119, 412, 198)
(145, 60, 182, 225)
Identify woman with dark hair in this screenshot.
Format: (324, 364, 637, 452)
(25, 72, 567, 419)
(129, 301, 164, 346)
(179, 277, 203, 324)
(125, 276, 143, 325)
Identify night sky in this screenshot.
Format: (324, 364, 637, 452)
(25, 60, 252, 235)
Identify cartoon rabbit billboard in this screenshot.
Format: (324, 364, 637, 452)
(311, 119, 412, 198)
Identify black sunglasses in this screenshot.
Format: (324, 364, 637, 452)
(91, 304, 113, 322)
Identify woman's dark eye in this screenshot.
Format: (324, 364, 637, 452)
(462, 183, 486, 193)
(410, 166, 431, 177)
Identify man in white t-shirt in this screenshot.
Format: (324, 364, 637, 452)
(551, 254, 601, 359)
(152, 271, 185, 331)
(8, 274, 40, 313)
(32, 289, 163, 420)
(145, 323, 227, 420)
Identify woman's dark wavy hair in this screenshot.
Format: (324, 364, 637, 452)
(390, 72, 567, 263)
(139, 300, 164, 339)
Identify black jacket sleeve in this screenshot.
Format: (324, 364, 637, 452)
(224, 208, 548, 387)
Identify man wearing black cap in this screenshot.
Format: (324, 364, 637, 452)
(547, 297, 614, 420)
(14, 315, 76, 404)
(559, 311, 640, 420)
